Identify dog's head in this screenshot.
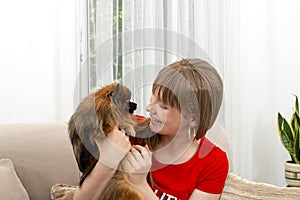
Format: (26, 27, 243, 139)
(68, 83, 137, 174)
(93, 83, 137, 138)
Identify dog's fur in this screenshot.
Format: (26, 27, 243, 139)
(68, 83, 153, 200)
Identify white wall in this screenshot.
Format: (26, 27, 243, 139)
(0, 0, 78, 124)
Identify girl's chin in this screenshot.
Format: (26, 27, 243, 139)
(149, 123, 163, 133)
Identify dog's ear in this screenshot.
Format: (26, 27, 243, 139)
(114, 83, 121, 95)
(112, 83, 121, 105)
(112, 83, 131, 105)
(69, 114, 96, 173)
(106, 84, 115, 98)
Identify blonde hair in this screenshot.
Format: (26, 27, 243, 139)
(152, 58, 223, 140)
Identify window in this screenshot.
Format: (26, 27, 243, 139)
(87, 0, 123, 93)
(78, 0, 222, 116)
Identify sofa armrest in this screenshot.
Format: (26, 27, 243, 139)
(0, 122, 80, 200)
(222, 172, 300, 199)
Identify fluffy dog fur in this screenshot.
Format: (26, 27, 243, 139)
(68, 83, 153, 200)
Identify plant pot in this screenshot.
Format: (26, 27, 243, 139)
(285, 161, 300, 187)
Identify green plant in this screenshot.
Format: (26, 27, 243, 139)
(277, 94, 300, 164)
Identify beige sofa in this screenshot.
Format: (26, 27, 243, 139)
(0, 123, 80, 200)
(1, 122, 300, 200)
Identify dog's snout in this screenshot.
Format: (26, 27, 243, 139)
(128, 101, 137, 114)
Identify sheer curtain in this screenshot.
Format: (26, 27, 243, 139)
(224, 0, 300, 186)
(84, 0, 225, 116)
(81, 0, 300, 186)
(0, 0, 78, 123)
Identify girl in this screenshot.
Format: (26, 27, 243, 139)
(74, 58, 229, 200)
(121, 58, 229, 200)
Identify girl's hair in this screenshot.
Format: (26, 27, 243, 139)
(151, 58, 223, 141)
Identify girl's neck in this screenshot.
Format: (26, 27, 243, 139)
(153, 133, 200, 165)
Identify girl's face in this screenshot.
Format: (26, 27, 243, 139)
(146, 90, 190, 137)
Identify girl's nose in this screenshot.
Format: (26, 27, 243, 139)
(146, 102, 156, 114)
(146, 103, 151, 113)
(146, 94, 156, 114)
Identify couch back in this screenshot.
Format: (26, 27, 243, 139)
(0, 122, 80, 200)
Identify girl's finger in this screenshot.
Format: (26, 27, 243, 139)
(129, 147, 144, 164)
(120, 157, 133, 173)
(132, 145, 152, 159)
(144, 144, 151, 152)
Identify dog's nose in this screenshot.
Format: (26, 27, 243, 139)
(128, 101, 137, 114)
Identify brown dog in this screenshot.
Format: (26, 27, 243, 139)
(68, 83, 153, 200)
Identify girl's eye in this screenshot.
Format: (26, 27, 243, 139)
(159, 104, 168, 109)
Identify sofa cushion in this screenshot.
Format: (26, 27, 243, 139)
(0, 123, 80, 200)
(51, 184, 77, 200)
(0, 159, 30, 200)
(51, 172, 300, 200)
(222, 172, 300, 199)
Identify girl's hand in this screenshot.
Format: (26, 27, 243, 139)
(95, 126, 131, 169)
(120, 145, 152, 184)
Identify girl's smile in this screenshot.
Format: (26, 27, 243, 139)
(149, 115, 162, 126)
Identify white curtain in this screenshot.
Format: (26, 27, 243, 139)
(0, 0, 78, 123)
(84, 0, 300, 186)
(223, 0, 300, 186)
(86, 0, 227, 180)
(89, 0, 224, 116)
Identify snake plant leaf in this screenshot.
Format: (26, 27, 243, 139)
(277, 112, 283, 133)
(293, 94, 299, 115)
(281, 115, 294, 142)
(294, 127, 300, 163)
(279, 128, 296, 162)
(291, 111, 300, 138)
(277, 94, 300, 164)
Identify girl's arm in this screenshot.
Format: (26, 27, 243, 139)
(121, 145, 159, 200)
(73, 162, 116, 200)
(189, 190, 221, 200)
(134, 180, 159, 200)
(73, 126, 131, 200)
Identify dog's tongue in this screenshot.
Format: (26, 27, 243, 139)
(135, 115, 145, 122)
(129, 115, 146, 145)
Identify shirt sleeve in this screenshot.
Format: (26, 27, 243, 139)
(196, 148, 229, 194)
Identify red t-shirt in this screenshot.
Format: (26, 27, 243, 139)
(149, 137, 229, 200)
